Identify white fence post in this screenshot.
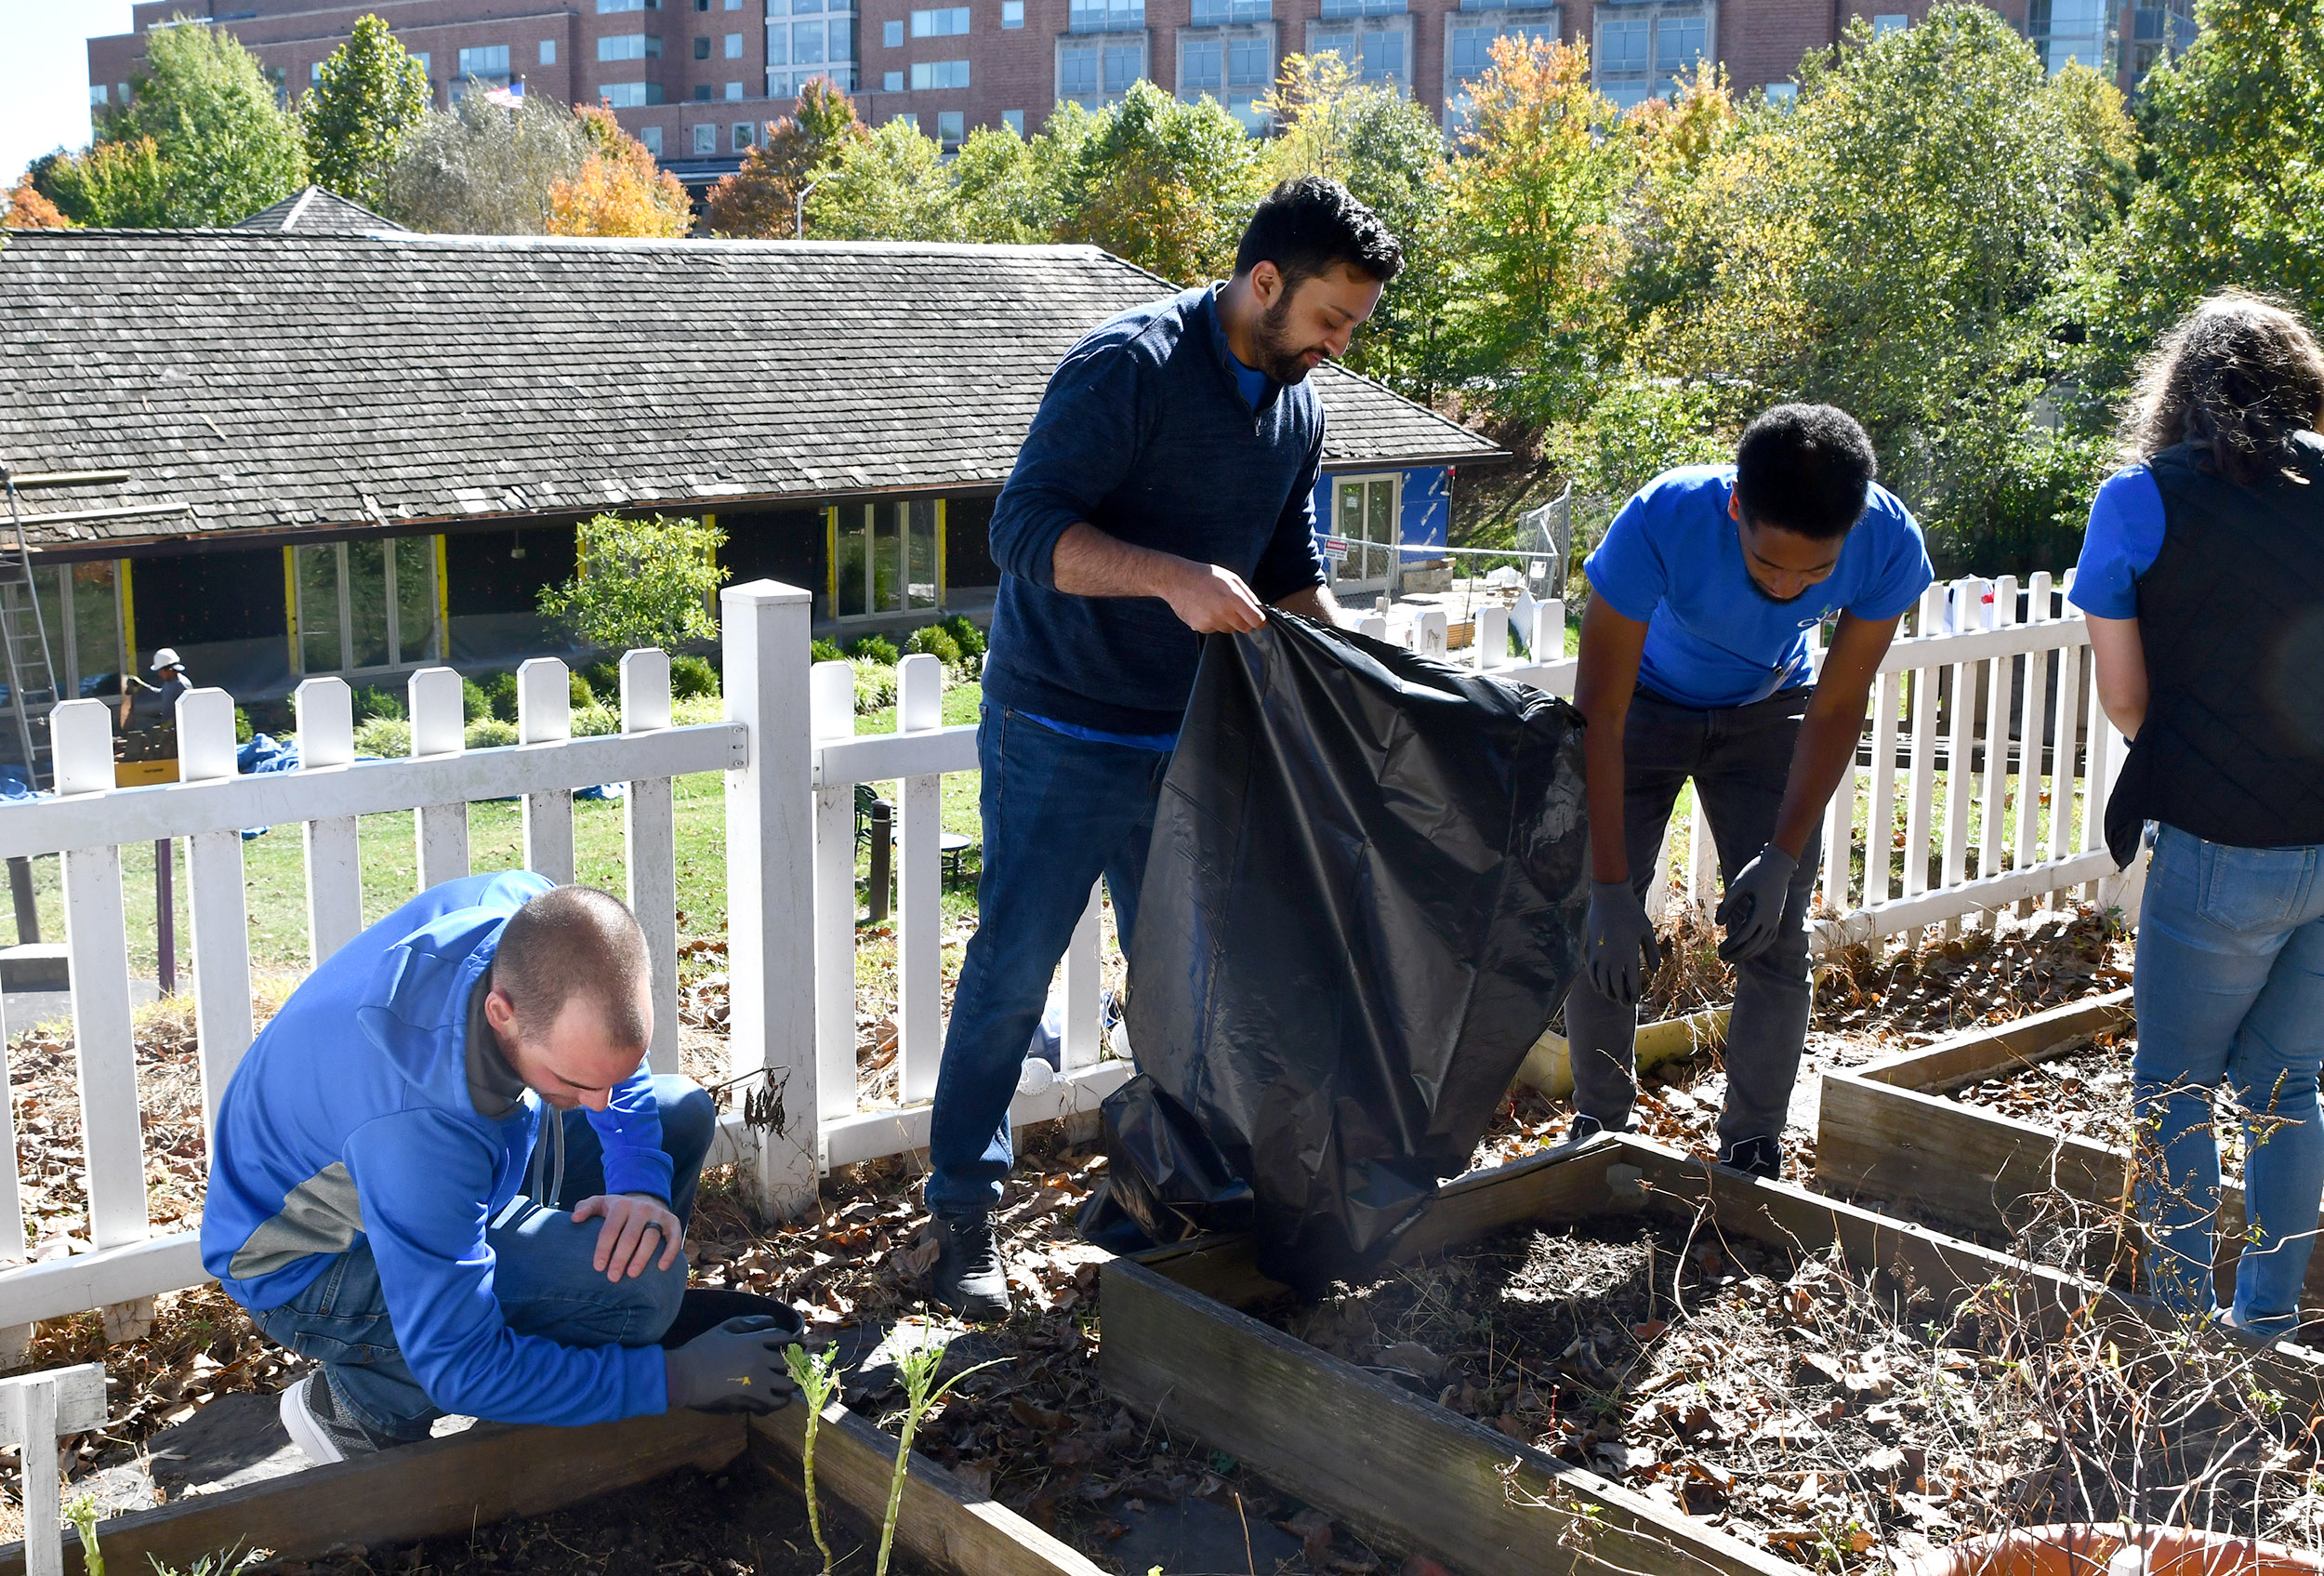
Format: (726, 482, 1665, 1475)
(1530, 599, 1564, 662)
(1939, 579, 1983, 936)
(518, 658, 576, 885)
(1357, 614, 1388, 642)
(809, 660, 858, 1126)
(409, 668, 469, 891)
(1475, 604, 1508, 671)
(722, 580, 819, 1219)
(620, 651, 680, 1075)
(295, 678, 362, 965)
(1063, 883, 1103, 1070)
(1979, 576, 2016, 889)
(178, 688, 254, 1132)
(1902, 587, 1944, 929)
(50, 701, 152, 1344)
(2016, 572, 2055, 908)
(1416, 608, 1448, 658)
(894, 655, 945, 1106)
(0, 1364, 104, 1576)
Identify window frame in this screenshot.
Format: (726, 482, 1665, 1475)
(288, 536, 445, 678)
(1327, 473, 1404, 594)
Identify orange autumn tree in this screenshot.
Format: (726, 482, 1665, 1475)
(2, 174, 72, 229)
(548, 103, 693, 237)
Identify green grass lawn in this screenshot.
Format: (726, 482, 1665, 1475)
(10, 679, 992, 986)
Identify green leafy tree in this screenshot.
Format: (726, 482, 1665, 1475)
(381, 90, 591, 233)
(97, 18, 306, 224)
(1261, 53, 1457, 395)
(302, 14, 430, 211)
(706, 81, 868, 237)
(806, 118, 961, 240)
(538, 514, 730, 653)
(953, 120, 1078, 243)
(35, 136, 176, 227)
(1060, 81, 1268, 283)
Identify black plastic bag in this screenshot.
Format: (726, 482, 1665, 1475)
(1089, 611, 1590, 1289)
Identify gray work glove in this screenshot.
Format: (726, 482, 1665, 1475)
(1584, 880, 1662, 1009)
(1715, 844, 1801, 963)
(665, 1315, 800, 1415)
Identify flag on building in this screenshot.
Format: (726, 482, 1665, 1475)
(485, 81, 524, 107)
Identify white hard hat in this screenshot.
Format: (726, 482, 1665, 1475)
(150, 648, 182, 672)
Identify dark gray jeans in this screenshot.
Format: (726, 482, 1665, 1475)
(1565, 684, 1824, 1148)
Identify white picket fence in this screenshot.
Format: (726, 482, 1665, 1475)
(0, 571, 2137, 1348)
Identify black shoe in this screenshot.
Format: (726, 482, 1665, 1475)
(1717, 1134, 1783, 1181)
(278, 1371, 392, 1465)
(929, 1210, 1010, 1320)
(1565, 1113, 1629, 1146)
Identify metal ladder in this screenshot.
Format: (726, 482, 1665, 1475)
(0, 466, 60, 791)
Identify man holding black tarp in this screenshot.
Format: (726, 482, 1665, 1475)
(921, 176, 1403, 1318)
(1568, 404, 1934, 1177)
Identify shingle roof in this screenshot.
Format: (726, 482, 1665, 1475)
(0, 230, 1500, 552)
(231, 187, 408, 233)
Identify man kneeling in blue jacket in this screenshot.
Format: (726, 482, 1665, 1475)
(204, 871, 798, 1463)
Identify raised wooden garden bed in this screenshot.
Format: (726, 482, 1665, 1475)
(1814, 989, 2324, 1308)
(0, 1395, 1103, 1576)
(1100, 1131, 2324, 1576)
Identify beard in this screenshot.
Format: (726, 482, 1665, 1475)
(1254, 292, 1328, 385)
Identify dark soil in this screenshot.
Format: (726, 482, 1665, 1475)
(254, 1453, 914, 1576)
(1264, 1214, 2324, 1568)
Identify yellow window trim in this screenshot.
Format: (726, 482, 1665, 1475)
(283, 547, 299, 673)
(434, 534, 450, 661)
(118, 559, 137, 668)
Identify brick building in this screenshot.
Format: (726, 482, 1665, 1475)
(87, 0, 2185, 178)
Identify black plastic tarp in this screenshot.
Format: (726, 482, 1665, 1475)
(1089, 611, 1590, 1290)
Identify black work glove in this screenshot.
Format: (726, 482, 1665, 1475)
(1584, 880, 1662, 1009)
(665, 1314, 800, 1415)
(1714, 844, 1801, 964)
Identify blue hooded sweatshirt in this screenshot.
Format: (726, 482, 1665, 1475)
(202, 870, 672, 1425)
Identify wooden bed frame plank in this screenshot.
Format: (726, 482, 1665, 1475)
(1849, 989, 2133, 1093)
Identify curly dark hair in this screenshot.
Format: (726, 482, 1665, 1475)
(2125, 290, 2324, 486)
(1732, 403, 1879, 540)
(1234, 176, 1404, 289)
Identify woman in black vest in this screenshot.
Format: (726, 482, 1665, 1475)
(2073, 290, 2324, 1339)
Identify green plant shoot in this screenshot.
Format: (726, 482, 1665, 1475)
(785, 1342, 845, 1576)
(65, 1492, 103, 1576)
(878, 1328, 1006, 1576)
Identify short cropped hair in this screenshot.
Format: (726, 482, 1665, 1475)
(1234, 176, 1404, 292)
(491, 885, 651, 1046)
(1732, 404, 1880, 541)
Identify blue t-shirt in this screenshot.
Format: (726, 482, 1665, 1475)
(1227, 351, 1273, 413)
(1584, 465, 1934, 709)
(2066, 465, 2166, 620)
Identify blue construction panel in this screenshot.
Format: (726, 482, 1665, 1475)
(1400, 466, 1449, 550)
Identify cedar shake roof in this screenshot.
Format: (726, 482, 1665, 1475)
(231, 187, 408, 233)
(0, 230, 1501, 552)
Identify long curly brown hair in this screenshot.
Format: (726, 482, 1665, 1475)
(2123, 290, 2324, 486)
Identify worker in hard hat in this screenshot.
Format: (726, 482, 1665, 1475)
(121, 647, 191, 733)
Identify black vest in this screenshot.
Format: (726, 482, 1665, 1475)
(2105, 434, 2324, 864)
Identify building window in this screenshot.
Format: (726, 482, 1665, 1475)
(1871, 10, 1907, 29)
(1321, 0, 1404, 16)
(311, 60, 324, 83)
(1191, 0, 1270, 19)
(697, 0, 711, 8)
(726, 29, 746, 52)
(458, 44, 512, 80)
(1060, 42, 1098, 97)
(892, 110, 920, 127)
(911, 58, 971, 86)
(642, 124, 666, 152)
(1003, 0, 1025, 22)
(885, 19, 905, 42)
(601, 33, 664, 59)
(937, 109, 965, 146)
(2027, 0, 2108, 70)
(1763, 79, 1796, 103)
(734, 119, 754, 145)
(1655, 12, 1703, 73)
(1068, 0, 1142, 30)
(696, 33, 714, 55)
(913, 6, 971, 33)
(1330, 477, 1400, 589)
(694, 83, 712, 97)
(885, 69, 905, 87)
(1105, 42, 1141, 87)
(1182, 35, 1223, 92)
(834, 503, 941, 617)
(1592, 6, 1703, 104)
(601, 81, 656, 103)
(770, 24, 788, 61)
(1448, 18, 1552, 90)
(412, 52, 432, 76)
(691, 122, 715, 151)
(598, 0, 662, 9)
(540, 39, 558, 62)
(30, 561, 126, 702)
(1002, 107, 1025, 131)
(295, 538, 442, 675)
(795, 19, 827, 60)
(89, 84, 110, 105)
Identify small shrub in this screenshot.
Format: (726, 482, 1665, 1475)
(352, 716, 411, 758)
(484, 671, 520, 722)
(811, 638, 846, 664)
(852, 664, 897, 714)
(582, 658, 621, 700)
(905, 625, 963, 666)
(940, 614, 986, 659)
(233, 706, 254, 745)
(464, 718, 518, 748)
(569, 669, 595, 712)
(461, 676, 493, 722)
(671, 694, 726, 726)
(845, 634, 900, 667)
(351, 685, 405, 724)
(669, 653, 719, 700)
(571, 703, 621, 737)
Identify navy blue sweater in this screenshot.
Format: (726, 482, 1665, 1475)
(984, 285, 1329, 735)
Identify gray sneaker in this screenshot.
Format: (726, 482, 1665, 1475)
(929, 1209, 1010, 1320)
(278, 1371, 388, 1465)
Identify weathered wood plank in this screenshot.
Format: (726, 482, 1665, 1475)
(751, 1403, 1106, 1576)
(0, 1410, 746, 1576)
(1103, 1249, 1795, 1576)
(1851, 988, 2133, 1093)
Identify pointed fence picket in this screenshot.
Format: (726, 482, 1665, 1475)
(0, 576, 2141, 1348)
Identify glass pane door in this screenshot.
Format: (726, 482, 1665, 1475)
(393, 537, 439, 666)
(906, 500, 939, 610)
(347, 541, 391, 669)
(1336, 484, 1368, 584)
(1363, 480, 1397, 582)
(871, 504, 903, 614)
(297, 545, 343, 674)
(69, 562, 121, 696)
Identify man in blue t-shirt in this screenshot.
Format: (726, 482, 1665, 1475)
(921, 178, 1404, 1318)
(1570, 404, 1934, 1176)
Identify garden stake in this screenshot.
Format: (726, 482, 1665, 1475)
(785, 1343, 844, 1576)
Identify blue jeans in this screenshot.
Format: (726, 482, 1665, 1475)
(2133, 826, 2324, 1335)
(925, 706, 1170, 1212)
(1564, 686, 1825, 1148)
(251, 1075, 717, 1440)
